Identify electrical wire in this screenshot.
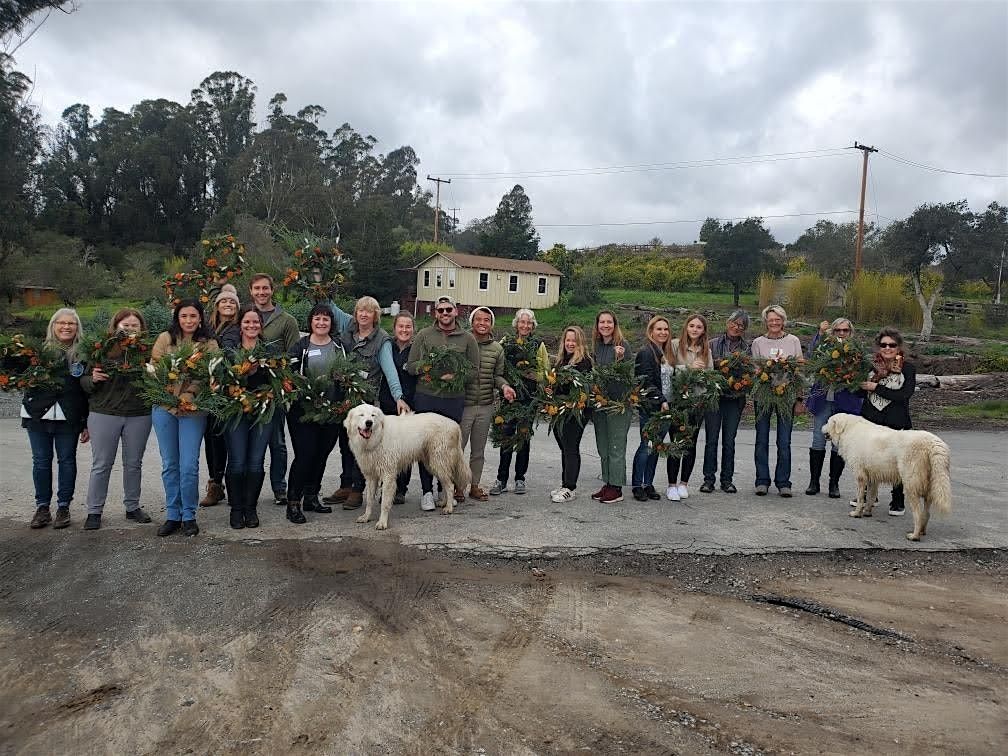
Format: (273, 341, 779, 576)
(877, 149, 1008, 179)
(537, 209, 858, 228)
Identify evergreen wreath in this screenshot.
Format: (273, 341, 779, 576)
(640, 407, 699, 458)
(416, 346, 473, 394)
(0, 334, 65, 392)
(807, 335, 871, 392)
(208, 344, 298, 429)
(750, 355, 806, 420)
(139, 342, 220, 412)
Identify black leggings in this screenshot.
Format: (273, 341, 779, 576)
(287, 411, 340, 501)
(554, 420, 586, 490)
(203, 415, 228, 483)
(666, 423, 702, 483)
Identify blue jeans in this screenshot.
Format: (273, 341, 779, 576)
(226, 416, 275, 474)
(703, 397, 745, 485)
(754, 404, 793, 489)
(267, 410, 288, 494)
(25, 421, 80, 507)
(631, 410, 660, 487)
(811, 400, 836, 451)
(152, 407, 207, 521)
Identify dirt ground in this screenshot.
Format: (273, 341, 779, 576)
(0, 531, 1004, 755)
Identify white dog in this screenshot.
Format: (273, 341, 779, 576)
(344, 404, 471, 530)
(823, 413, 952, 541)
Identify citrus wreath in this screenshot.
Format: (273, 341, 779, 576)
(292, 353, 376, 425)
(83, 330, 152, 376)
(208, 344, 298, 429)
(751, 356, 806, 420)
(0, 334, 65, 392)
(714, 352, 756, 398)
(640, 407, 699, 458)
(139, 342, 221, 412)
(807, 335, 871, 392)
(489, 397, 537, 451)
(537, 365, 589, 435)
(163, 233, 246, 306)
(281, 237, 353, 302)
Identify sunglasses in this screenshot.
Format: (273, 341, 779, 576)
(435, 307, 454, 314)
(833, 328, 851, 333)
(879, 342, 898, 348)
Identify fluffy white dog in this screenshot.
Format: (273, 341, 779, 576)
(344, 404, 471, 530)
(823, 413, 952, 541)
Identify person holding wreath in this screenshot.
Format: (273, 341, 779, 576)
(285, 303, 347, 524)
(858, 328, 917, 517)
(490, 308, 542, 496)
(664, 314, 715, 501)
(805, 317, 862, 498)
(150, 299, 219, 536)
(405, 295, 479, 512)
(630, 315, 674, 502)
(199, 284, 241, 508)
(550, 326, 594, 503)
(751, 304, 804, 497)
(376, 312, 418, 506)
(590, 310, 632, 504)
(320, 296, 409, 511)
(221, 305, 284, 530)
(701, 309, 751, 494)
(80, 308, 152, 530)
(23, 308, 89, 530)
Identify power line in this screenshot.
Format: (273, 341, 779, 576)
(435, 147, 852, 180)
(876, 149, 1008, 179)
(537, 209, 858, 228)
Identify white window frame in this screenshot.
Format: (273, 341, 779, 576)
(478, 271, 489, 291)
(448, 268, 456, 288)
(537, 276, 548, 295)
(508, 274, 519, 293)
(423, 270, 430, 288)
(435, 268, 443, 288)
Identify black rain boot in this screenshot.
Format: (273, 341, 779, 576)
(302, 486, 332, 514)
(244, 471, 265, 528)
(828, 451, 845, 499)
(286, 498, 307, 524)
(805, 449, 826, 495)
(226, 472, 246, 529)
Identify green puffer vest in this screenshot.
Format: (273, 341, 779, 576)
(465, 339, 506, 406)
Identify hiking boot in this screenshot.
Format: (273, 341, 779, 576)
(286, 500, 307, 524)
(30, 506, 51, 529)
(199, 479, 225, 507)
(699, 481, 715, 493)
(779, 487, 793, 498)
(469, 485, 489, 502)
(644, 485, 661, 500)
(230, 507, 245, 529)
(342, 491, 363, 510)
(181, 520, 199, 537)
(272, 490, 287, 507)
(828, 481, 841, 498)
(600, 486, 624, 504)
(83, 513, 101, 530)
(514, 480, 526, 495)
(631, 486, 648, 502)
(303, 492, 332, 513)
(157, 520, 181, 536)
(52, 507, 71, 529)
(125, 508, 152, 523)
(489, 480, 506, 496)
(322, 487, 352, 505)
(721, 482, 738, 494)
(755, 485, 769, 496)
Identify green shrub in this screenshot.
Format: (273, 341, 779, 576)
(845, 272, 920, 328)
(975, 350, 1008, 373)
(569, 266, 604, 307)
(757, 273, 776, 311)
(141, 300, 171, 335)
(955, 279, 993, 299)
(787, 272, 827, 319)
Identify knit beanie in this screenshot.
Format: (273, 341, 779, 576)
(468, 305, 495, 327)
(214, 284, 240, 308)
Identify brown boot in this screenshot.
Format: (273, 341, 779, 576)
(199, 479, 225, 507)
(468, 485, 488, 502)
(323, 487, 353, 505)
(341, 491, 363, 510)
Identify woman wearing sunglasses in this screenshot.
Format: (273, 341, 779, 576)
(858, 328, 917, 516)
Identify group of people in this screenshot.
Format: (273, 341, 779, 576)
(19, 280, 917, 536)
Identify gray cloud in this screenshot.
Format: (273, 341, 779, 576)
(14, 0, 1008, 248)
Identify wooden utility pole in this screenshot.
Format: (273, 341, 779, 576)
(447, 207, 460, 243)
(427, 175, 450, 244)
(852, 142, 878, 276)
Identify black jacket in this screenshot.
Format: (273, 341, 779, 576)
(378, 341, 416, 412)
(634, 341, 665, 412)
(21, 357, 88, 433)
(859, 362, 916, 430)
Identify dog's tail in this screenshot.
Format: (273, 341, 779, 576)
(928, 439, 953, 514)
(453, 444, 472, 493)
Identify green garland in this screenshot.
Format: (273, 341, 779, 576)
(138, 342, 220, 412)
(750, 356, 806, 420)
(807, 336, 871, 392)
(0, 334, 65, 392)
(489, 398, 537, 451)
(666, 368, 725, 414)
(208, 343, 298, 429)
(589, 358, 652, 415)
(416, 345, 473, 394)
(640, 408, 699, 458)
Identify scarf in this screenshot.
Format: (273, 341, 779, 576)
(867, 369, 904, 413)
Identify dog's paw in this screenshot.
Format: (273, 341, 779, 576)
(849, 510, 861, 518)
(441, 504, 453, 515)
(375, 519, 388, 530)
(355, 514, 370, 524)
(906, 532, 920, 541)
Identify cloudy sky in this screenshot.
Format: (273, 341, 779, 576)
(13, 0, 1008, 248)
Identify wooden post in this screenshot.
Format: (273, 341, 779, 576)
(853, 142, 878, 276)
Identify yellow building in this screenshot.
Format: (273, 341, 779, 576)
(411, 252, 562, 316)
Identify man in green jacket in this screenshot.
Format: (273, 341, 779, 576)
(462, 306, 515, 501)
(250, 273, 301, 505)
(406, 295, 479, 511)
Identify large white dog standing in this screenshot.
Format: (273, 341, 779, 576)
(823, 413, 952, 541)
(344, 404, 471, 530)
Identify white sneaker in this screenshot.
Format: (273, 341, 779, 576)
(550, 487, 562, 497)
(420, 492, 436, 511)
(551, 487, 575, 503)
(666, 486, 680, 501)
(677, 483, 689, 500)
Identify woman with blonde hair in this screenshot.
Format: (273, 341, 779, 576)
(664, 313, 714, 501)
(24, 308, 89, 529)
(551, 325, 593, 503)
(630, 315, 675, 501)
(80, 308, 153, 530)
(590, 309, 632, 504)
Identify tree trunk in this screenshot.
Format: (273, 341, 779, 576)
(733, 282, 740, 307)
(915, 372, 1008, 389)
(911, 270, 940, 342)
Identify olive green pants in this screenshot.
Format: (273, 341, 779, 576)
(592, 410, 633, 487)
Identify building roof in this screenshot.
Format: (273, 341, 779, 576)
(414, 251, 562, 277)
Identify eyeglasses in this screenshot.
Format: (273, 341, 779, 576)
(833, 328, 851, 333)
(435, 307, 454, 314)
(879, 342, 898, 348)
(54, 321, 78, 327)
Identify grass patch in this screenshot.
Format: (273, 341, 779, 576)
(14, 298, 141, 321)
(942, 400, 1008, 420)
